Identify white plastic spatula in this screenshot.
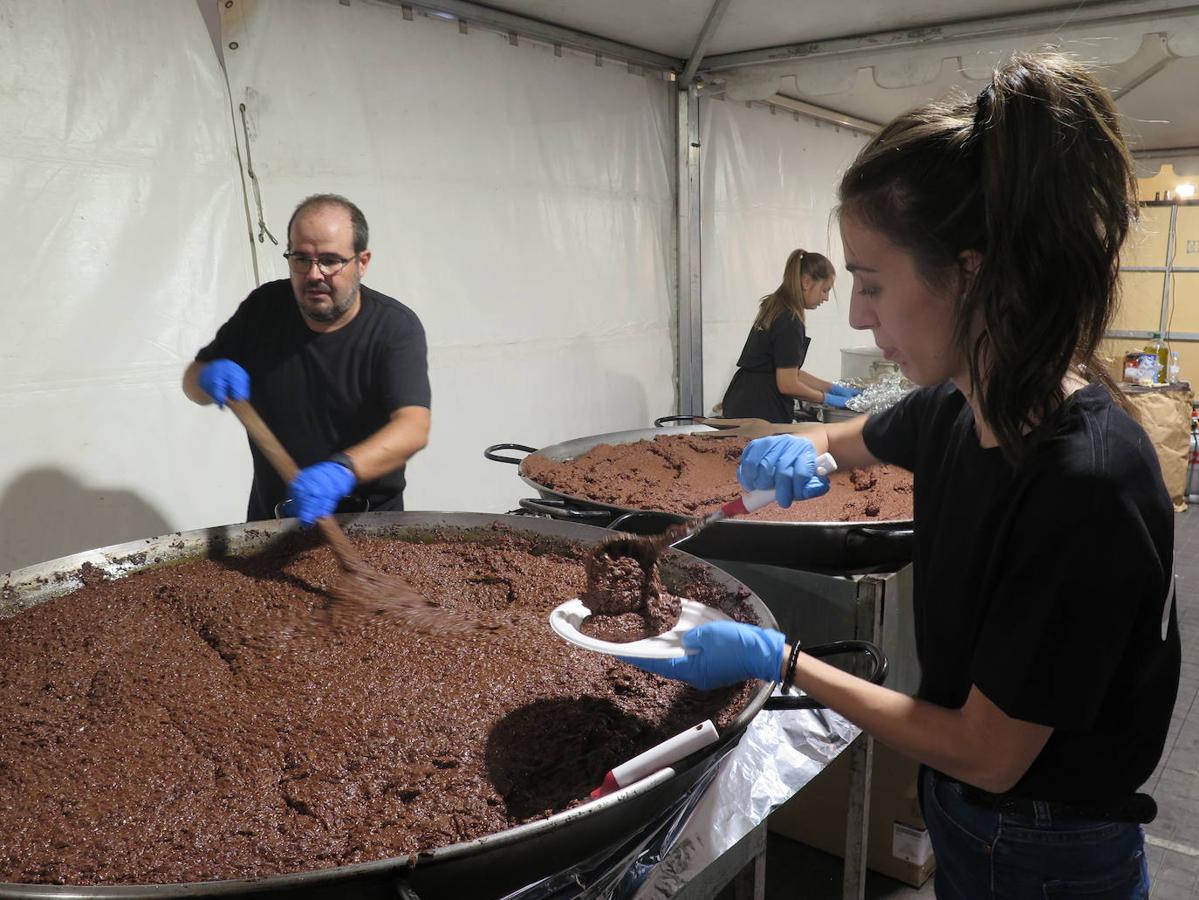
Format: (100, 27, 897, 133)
(551, 452, 837, 659)
(549, 597, 733, 659)
(667, 450, 838, 542)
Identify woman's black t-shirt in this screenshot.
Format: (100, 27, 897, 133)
(721, 311, 810, 423)
(863, 383, 1180, 804)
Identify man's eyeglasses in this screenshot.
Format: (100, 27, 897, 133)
(283, 251, 359, 277)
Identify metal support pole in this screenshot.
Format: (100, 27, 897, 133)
(843, 576, 887, 900)
(676, 83, 703, 416)
(680, 0, 734, 87)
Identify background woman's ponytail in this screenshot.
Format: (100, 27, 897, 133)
(840, 52, 1138, 463)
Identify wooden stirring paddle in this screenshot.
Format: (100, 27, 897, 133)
(226, 399, 502, 636)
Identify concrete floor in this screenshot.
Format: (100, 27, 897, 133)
(753, 508, 1199, 900)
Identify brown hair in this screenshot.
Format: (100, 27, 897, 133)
(838, 52, 1137, 464)
(753, 248, 835, 329)
(287, 193, 370, 253)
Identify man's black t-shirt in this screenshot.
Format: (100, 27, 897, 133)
(863, 383, 1180, 804)
(197, 280, 431, 521)
(721, 312, 811, 423)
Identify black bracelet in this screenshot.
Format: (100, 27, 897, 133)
(783, 638, 803, 694)
(327, 451, 357, 477)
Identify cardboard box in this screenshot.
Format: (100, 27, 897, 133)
(768, 741, 935, 888)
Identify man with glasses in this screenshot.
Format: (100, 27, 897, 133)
(183, 194, 431, 525)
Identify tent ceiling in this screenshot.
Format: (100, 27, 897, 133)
(434, 0, 1199, 155)
(444, 0, 1068, 59)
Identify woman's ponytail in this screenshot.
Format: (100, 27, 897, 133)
(839, 51, 1138, 464)
(967, 56, 1137, 457)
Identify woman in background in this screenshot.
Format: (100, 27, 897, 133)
(720, 249, 859, 423)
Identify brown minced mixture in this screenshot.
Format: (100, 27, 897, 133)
(523, 434, 913, 521)
(0, 526, 755, 886)
(578, 549, 681, 643)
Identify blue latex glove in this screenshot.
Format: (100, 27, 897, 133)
(620, 621, 784, 691)
(737, 435, 830, 507)
(289, 461, 357, 527)
(197, 359, 250, 408)
(826, 383, 862, 399)
(822, 391, 851, 408)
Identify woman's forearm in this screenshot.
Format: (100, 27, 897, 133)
(784, 648, 1051, 794)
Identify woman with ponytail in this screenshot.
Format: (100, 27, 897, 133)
(626, 53, 1179, 898)
(720, 248, 859, 422)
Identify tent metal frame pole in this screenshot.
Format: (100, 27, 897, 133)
(1135, 146, 1199, 158)
(384, 0, 682, 71)
(676, 83, 703, 417)
(700, 0, 1199, 72)
(680, 0, 735, 86)
(767, 93, 881, 135)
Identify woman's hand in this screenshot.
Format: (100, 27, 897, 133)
(826, 383, 862, 399)
(620, 621, 784, 690)
(738, 435, 831, 506)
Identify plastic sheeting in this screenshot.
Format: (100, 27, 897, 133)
(634, 704, 858, 897)
(0, 0, 255, 573)
(700, 98, 868, 414)
(716, 13, 1199, 102)
(220, 0, 677, 516)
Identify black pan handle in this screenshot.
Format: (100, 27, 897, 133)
(764, 639, 888, 710)
(653, 415, 697, 427)
(517, 498, 612, 522)
(484, 443, 538, 464)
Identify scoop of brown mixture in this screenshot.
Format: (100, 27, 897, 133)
(579, 543, 681, 642)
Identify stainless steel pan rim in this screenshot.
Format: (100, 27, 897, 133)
(485, 425, 911, 527)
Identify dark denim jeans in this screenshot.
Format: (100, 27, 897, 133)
(919, 767, 1150, 898)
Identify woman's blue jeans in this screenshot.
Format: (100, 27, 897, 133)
(919, 767, 1150, 898)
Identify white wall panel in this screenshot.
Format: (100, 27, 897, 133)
(221, 0, 676, 514)
(700, 98, 868, 413)
(0, 0, 255, 572)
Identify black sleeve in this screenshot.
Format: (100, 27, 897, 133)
(768, 314, 806, 369)
(861, 384, 943, 471)
(375, 310, 431, 411)
(195, 293, 257, 363)
(971, 469, 1169, 729)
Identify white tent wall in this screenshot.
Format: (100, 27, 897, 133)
(220, 0, 676, 516)
(699, 97, 868, 413)
(0, 1, 255, 573)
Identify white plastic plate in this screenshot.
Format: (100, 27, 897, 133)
(549, 597, 733, 659)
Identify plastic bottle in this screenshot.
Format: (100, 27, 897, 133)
(1143, 332, 1169, 384)
(1169, 351, 1181, 385)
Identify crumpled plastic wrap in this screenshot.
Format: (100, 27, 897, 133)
(631, 699, 860, 898)
(841, 372, 916, 415)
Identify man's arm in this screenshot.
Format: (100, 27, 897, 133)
(182, 360, 213, 406)
(339, 406, 431, 482)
